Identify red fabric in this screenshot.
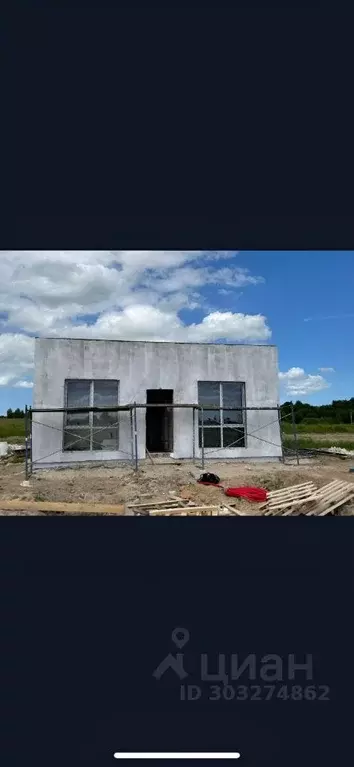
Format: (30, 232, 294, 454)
(224, 486, 267, 502)
(197, 480, 268, 502)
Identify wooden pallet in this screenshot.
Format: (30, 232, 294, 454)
(304, 480, 354, 516)
(262, 480, 354, 517)
(261, 482, 317, 516)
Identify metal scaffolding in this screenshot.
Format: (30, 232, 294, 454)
(25, 402, 296, 479)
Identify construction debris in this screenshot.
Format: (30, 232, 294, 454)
(126, 478, 354, 517)
(126, 498, 241, 516)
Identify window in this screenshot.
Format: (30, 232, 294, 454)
(198, 381, 246, 448)
(64, 380, 119, 451)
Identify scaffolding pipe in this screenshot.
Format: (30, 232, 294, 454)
(291, 403, 300, 465)
(192, 406, 196, 463)
(29, 406, 33, 476)
(28, 403, 290, 470)
(25, 405, 29, 480)
(130, 406, 134, 469)
(277, 405, 284, 463)
(201, 405, 205, 469)
(133, 403, 138, 472)
(29, 404, 281, 413)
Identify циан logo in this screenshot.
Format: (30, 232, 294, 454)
(152, 627, 330, 703)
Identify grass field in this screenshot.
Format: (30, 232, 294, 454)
(0, 418, 25, 439)
(281, 421, 354, 434)
(282, 436, 354, 451)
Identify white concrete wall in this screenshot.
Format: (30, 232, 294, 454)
(32, 338, 281, 467)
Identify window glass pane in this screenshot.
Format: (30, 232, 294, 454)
(66, 381, 90, 426)
(198, 381, 220, 405)
(222, 382, 243, 407)
(223, 409, 243, 425)
(64, 427, 91, 451)
(198, 382, 220, 425)
(66, 412, 90, 427)
(93, 381, 119, 427)
(67, 380, 90, 407)
(200, 409, 221, 426)
(222, 383, 244, 424)
(199, 427, 221, 448)
(91, 427, 119, 451)
(93, 380, 119, 406)
(223, 427, 245, 448)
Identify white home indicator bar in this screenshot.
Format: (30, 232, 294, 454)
(114, 754, 241, 760)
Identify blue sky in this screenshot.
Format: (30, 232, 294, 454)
(0, 250, 352, 414)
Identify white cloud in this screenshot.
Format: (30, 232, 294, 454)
(0, 251, 268, 387)
(14, 380, 34, 388)
(45, 306, 271, 344)
(0, 334, 35, 387)
(318, 367, 335, 373)
(279, 367, 331, 397)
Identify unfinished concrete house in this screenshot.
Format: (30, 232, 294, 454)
(31, 338, 282, 469)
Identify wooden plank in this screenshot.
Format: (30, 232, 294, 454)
(312, 480, 345, 496)
(305, 483, 354, 515)
(265, 487, 316, 507)
(311, 483, 353, 511)
(263, 482, 347, 514)
(267, 482, 315, 497)
(259, 484, 316, 510)
(266, 485, 316, 501)
(0, 500, 125, 515)
(265, 481, 354, 518)
(148, 505, 224, 516)
(127, 500, 186, 508)
(261, 494, 318, 513)
(318, 492, 354, 515)
(309, 485, 354, 515)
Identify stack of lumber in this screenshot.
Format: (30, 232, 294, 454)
(126, 497, 241, 516)
(261, 480, 354, 517)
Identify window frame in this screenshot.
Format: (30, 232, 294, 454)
(197, 381, 246, 449)
(63, 379, 120, 452)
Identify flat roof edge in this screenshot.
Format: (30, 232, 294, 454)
(35, 337, 277, 348)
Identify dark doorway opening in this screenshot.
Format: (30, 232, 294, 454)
(146, 389, 174, 453)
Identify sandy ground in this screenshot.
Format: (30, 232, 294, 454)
(0, 455, 353, 515)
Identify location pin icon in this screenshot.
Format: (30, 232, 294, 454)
(172, 627, 190, 649)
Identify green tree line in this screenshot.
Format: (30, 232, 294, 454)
(5, 408, 26, 419)
(281, 398, 354, 424)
